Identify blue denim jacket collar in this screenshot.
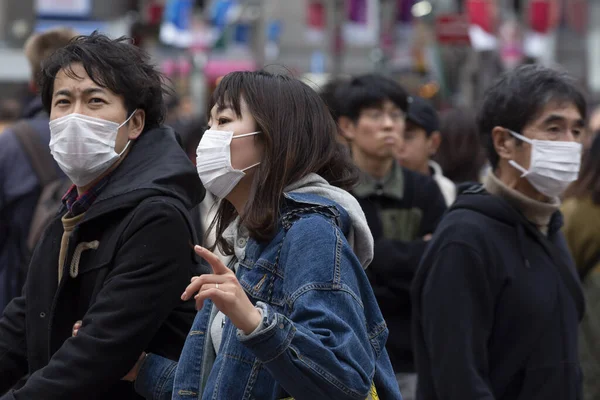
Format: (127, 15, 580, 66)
(239, 193, 351, 266)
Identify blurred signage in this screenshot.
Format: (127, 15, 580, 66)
(343, 0, 379, 46)
(566, 0, 587, 34)
(160, 0, 194, 47)
(204, 59, 256, 83)
(305, 0, 326, 43)
(35, 0, 92, 18)
(466, 0, 497, 33)
(35, 20, 106, 35)
(527, 0, 560, 34)
(397, 0, 415, 23)
(435, 14, 470, 45)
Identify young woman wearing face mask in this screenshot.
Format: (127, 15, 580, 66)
(127, 71, 401, 400)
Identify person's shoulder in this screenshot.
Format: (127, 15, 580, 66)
(402, 166, 436, 185)
(0, 125, 19, 149)
(0, 125, 31, 172)
(432, 207, 493, 246)
(436, 174, 456, 191)
(0, 117, 50, 148)
(284, 209, 340, 242)
(126, 196, 191, 230)
(402, 167, 445, 203)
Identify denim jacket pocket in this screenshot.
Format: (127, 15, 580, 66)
(238, 258, 286, 308)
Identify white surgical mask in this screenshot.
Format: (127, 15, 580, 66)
(49, 112, 136, 187)
(196, 129, 261, 198)
(508, 130, 582, 198)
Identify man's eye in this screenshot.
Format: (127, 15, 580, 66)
(90, 98, 105, 104)
(55, 99, 69, 106)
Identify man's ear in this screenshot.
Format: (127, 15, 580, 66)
(338, 116, 356, 141)
(492, 126, 515, 161)
(128, 109, 146, 140)
(427, 131, 442, 156)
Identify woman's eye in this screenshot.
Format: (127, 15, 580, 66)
(218, 117, 230, 125)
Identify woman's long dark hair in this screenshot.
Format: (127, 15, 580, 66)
(564, 133, 600, 204)
(207, 71, 358, 255)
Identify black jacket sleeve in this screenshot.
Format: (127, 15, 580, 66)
(0, 294, 28, 393)
(418, 241, 495, 399)
(1, 200, 194, 399)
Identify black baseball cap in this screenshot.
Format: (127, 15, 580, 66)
(406, 96, 439, 135)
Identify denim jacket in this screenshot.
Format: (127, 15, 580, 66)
(135, 193, 401, 400)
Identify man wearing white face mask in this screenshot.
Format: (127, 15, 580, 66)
(412, 65, 586, 400)
(0, 33, 206, 400)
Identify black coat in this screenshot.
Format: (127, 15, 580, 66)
(354, 166, 447, 373)
(412, 186, 584, 400)
(0, 127, 206, 399)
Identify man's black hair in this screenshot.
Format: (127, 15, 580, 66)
(337, 74, 409, 121)
(478, 64, 587, 169)
(319, 78, 347, 122)
(40, 31, 167, 132)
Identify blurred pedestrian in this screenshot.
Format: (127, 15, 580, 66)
(460, 19, 535, 108)
(413, 64, 586, 400)
(585, 104, 600, 151)
(433, 107, 487, 184)
(130, 70, 401, 399)
(0, 32, 205, 399)
(396, 96, 456, 205)
(0, 27, 76, 314)
(563, 133, 600, 400)
(0, 99, 21, 134)
(335, 74, 447, 399)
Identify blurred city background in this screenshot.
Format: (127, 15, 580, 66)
(0, 0, 594, 123)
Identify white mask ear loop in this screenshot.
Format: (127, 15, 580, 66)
(232, 131, 261, 172)
(117, 110, 138, 156)
(241, 162, 261, 172)
(508, 160, 528, 176)
(508, 129, 533, 145)
(231, 131, 261, 140)
(507, 129, 533, 177)
(118, 110, 137, 129)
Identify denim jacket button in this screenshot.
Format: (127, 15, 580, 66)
(279, 323, 284, 329)
(39, 312, 46, 318)
(237, 238, 247, 247)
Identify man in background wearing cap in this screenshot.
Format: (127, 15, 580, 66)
(396, 97, 456, 206)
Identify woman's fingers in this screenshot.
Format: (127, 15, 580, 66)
(181, 274, 229, 300)
(72, 320, 82, 337)
(194, 287, 235, 310)
(194, 246, 231, 275)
